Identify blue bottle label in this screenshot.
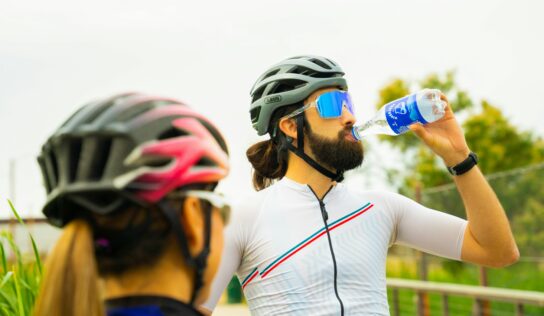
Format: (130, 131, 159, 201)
(384, 93, 427, 134)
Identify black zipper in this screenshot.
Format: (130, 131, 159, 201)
(308, 185, 345, 316)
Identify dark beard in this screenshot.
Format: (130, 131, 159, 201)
(305, 124, 364, 172)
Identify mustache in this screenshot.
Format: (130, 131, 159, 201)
(338, 126, 354, 137)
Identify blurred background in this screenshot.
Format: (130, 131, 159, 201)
(1, 0, 543, 315)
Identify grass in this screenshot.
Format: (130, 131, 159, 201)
(386, 254, 544, 315)
(0, 200, 42, 316)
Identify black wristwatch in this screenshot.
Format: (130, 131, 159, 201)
(447, 152, 478, 176)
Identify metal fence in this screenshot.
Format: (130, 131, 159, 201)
(0, 218, 60, 257)
(388, 278, 544, 316)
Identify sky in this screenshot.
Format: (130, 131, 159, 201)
(1, 0, 543, 218)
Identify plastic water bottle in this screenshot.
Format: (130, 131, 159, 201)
(352, 89, 446, 140)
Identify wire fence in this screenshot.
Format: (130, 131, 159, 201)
(385, 162, 544, 315)
(421, 162, 544, 260)
(422, 162, 544, 194)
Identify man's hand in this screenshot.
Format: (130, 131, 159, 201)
(409, 93, 470, 166)
(409, 93, 519, 267)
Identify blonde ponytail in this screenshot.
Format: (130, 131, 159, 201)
(34, 220, 105, 316)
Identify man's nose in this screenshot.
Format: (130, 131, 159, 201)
(340, 105, 356, 126)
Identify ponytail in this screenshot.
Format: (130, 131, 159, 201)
(34, 220, 104, 316)
(247, 103, 305, 191)
(246, 139, 288, 190)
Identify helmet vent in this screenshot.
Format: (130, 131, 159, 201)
(68, 138, 83, 183)
(252, 86, 265, 103)
(272, 79, 307, 93)
(262, 69, 280, 80)
(291, 67, 335, 79)
(118, 101, 161, 123)
(39, 158, 52, 193)
(196, 157, 215, 167)
(143, 157, 172, 168)
(310, 58, 331, 70)
(291, 66, 311, 76)
(198, 119, 229, 154)
(71, 191, 124, 210)
(60, 103, 90, 128)
(49, 150, 59, 188)
(250, 107, 261, 123)
(88, 138, 113, 180)
(82, 101, 114, 125)
(158, 127, 189, 140)
(39, 150, 58, 193)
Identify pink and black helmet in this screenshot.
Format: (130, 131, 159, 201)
(38, 92, 229, 227)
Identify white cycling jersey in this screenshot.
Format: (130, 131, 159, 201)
(204, 177, 467, 315)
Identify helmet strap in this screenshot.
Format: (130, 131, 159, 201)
(284, 115, 344, 182)
(158, 200, 212, 305)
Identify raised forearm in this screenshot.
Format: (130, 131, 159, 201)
(409, 94, 519, 267)
(453, 165, 519, 266)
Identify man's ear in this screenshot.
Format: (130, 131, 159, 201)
(180, 196, 205, 256)
(278, 117, 298, 141)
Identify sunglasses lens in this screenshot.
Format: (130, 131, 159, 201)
(316, 91, 354, 118)
(344, 93, 354, 114)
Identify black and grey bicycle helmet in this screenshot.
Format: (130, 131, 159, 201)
(38, 92, 230, 304)
(249, 55, 348, 136)
(38, 92, 229, 226)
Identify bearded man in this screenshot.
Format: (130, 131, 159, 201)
(202, 56, 518, 316)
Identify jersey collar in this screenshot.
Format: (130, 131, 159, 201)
(279, 177, 342, 203)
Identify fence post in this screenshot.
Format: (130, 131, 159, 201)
(474, 299, 484, 316)
(392, 288, 400, 316)
(415, 182, 430, 316)
(515, 303, 524, 316)
(479, 266, 491, 316)
(441, 294, 449, 316)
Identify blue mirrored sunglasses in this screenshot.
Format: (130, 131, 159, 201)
(283, 90, 355, 120)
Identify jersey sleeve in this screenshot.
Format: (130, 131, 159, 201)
(385, 192, 468, 260)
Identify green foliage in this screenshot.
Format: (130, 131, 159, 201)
(464, 101, 542, 173)
(226, 276, 243, 304)
(418, 71, 455, 93)
(510, 193, 544, 256)
(0, 201, 43, 316)
(376, 78, 411, 107)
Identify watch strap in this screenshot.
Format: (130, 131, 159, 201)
(447, 152, 478, 176)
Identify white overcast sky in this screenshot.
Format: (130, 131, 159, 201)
(1, 0, 543, 218)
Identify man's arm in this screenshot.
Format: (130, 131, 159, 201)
(410, 94, 519, 268)
(452, 164, 519, 267)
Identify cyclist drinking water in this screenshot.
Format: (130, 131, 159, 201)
(203, 56, 519, 315)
